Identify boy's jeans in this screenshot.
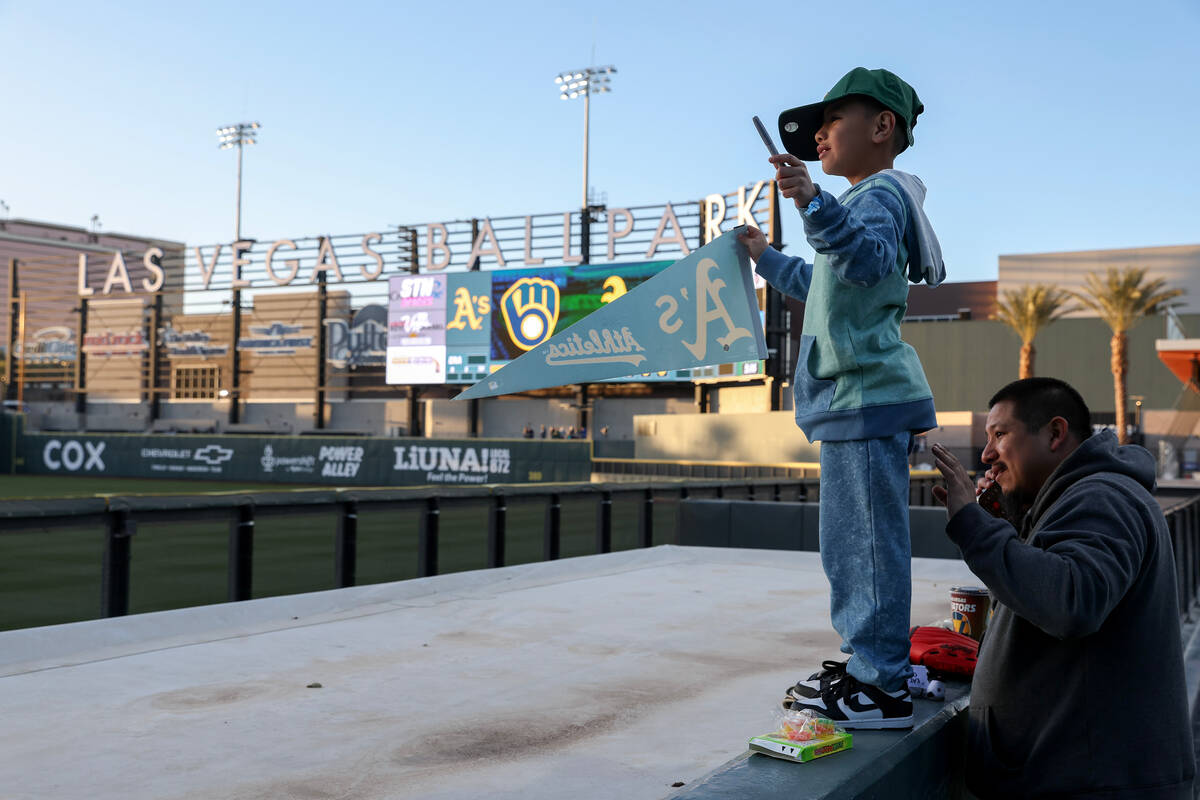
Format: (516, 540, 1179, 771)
(818, 431, 914, 692)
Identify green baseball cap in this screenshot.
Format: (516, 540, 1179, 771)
(778, 67, 923, 161)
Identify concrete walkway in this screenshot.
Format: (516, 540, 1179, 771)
(0, 546, 980, 800)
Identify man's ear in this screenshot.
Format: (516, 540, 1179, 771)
(1046, 416, 1071, 452)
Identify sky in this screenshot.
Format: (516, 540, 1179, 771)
(1, 0, 1198, 282)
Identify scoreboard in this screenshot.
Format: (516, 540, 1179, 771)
(386, 261, 764, 386)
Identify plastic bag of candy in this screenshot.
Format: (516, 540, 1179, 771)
(777, 708, 842, 742)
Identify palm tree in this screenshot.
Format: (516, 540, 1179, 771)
(1072, 267, 1183, 444)
(994, 285, 1077, 379)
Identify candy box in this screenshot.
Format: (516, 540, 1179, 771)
(748, 710, 852, 763)
(748, 730, 852, 762)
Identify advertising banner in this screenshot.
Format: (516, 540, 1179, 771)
(387, 274, 449, 384)
(19, 432, 590, 486)
(456, 228, 766, 400)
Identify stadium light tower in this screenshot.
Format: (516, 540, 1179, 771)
(554, 66, 615, 210)
(216, 121, 259, 427)
(216, 121, 261, 240)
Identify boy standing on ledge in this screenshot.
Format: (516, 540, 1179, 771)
(739, 67, 945, 729)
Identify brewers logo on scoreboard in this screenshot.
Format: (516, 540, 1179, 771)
(500, 277, 560, 352)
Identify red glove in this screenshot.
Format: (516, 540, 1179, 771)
(909, 625, 979, 678)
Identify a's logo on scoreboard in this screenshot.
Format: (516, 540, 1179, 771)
(500, 277, 560, 352)
(446, 286, 491, 332)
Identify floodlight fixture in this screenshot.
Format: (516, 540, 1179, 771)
(215, 121, 261, 240)
(214, 119, 261, 426)
(553, 66, 617, 210)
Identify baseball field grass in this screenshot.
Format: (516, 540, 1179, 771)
(0, 474, 692, 632)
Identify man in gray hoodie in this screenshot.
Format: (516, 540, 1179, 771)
(931, 377, 1193, 799)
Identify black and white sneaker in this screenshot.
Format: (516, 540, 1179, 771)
(784, 659, 848, 701)
(782, 673, 913, 730)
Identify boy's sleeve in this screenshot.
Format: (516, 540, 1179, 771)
(802, 186, 906, 288)
(753, 246, 813, 302)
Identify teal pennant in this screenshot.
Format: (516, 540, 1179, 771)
(456, 226, 766, 400)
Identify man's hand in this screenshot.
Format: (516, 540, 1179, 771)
(770, 154, 818, 208)
(976, 467, 1000, 495)
(931, 443, 976, 519)
(737, 226, 768, 261)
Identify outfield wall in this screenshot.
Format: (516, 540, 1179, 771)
(15, 427, 590, 486)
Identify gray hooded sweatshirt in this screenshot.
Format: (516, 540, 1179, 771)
(946, 430, 1193, 798)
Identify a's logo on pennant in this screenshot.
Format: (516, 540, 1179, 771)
(655, 257, 753, 360)
(501, 277, 560, 351)
(456, 227, 765, 400)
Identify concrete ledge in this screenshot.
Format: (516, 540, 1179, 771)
(0, 546, 982, 799)
(668, 682, 971, 800)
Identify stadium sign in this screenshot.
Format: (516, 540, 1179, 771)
(27, 327, 76, 363)
(81, 329, 149, 357)
(167, 180, 778, 296)
(325, 305, 387, 368)
(236, 323, 314, 355)
(162, 325, 229, 358)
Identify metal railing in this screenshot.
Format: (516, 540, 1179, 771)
(0, 478, 819, 621)
(1165, 495, 1200, 623)
(4, 475, 1196, 626)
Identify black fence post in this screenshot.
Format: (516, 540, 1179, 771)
(596, 489, 612, 554)
(6, 258, 18, 403)
(101, 509, 134, 617)
(335, 500, 358, 588)
(544, 493, 561, 561)
(747, 482, 755, 501)
(1171, 506, 1187, 621)
(228, 274, 243, 426)
(638, 488, 654, 548)
(75, 295, 88, 414)
(147, 291, 163, 423)
(418, 497, 440, 577)
(773, 483, 782, 502)
(488, 492, 507, 568)
(228, 504, 255, 602)
(314, 268, 328, 430)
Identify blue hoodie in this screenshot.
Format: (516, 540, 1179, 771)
(755, 169, 944, 442)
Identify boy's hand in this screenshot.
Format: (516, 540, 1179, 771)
(737, 226, 769, 262)
(930, 443, 976, 519)
(769, 154, 818, 208)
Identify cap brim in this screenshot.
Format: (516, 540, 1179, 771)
(778, 100, 828, 161)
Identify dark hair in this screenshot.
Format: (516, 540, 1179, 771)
(988, 377, 1092, 442)
(847, 95, 908, 156)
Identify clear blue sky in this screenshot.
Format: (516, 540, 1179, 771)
(2, 0, 1198, 282)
